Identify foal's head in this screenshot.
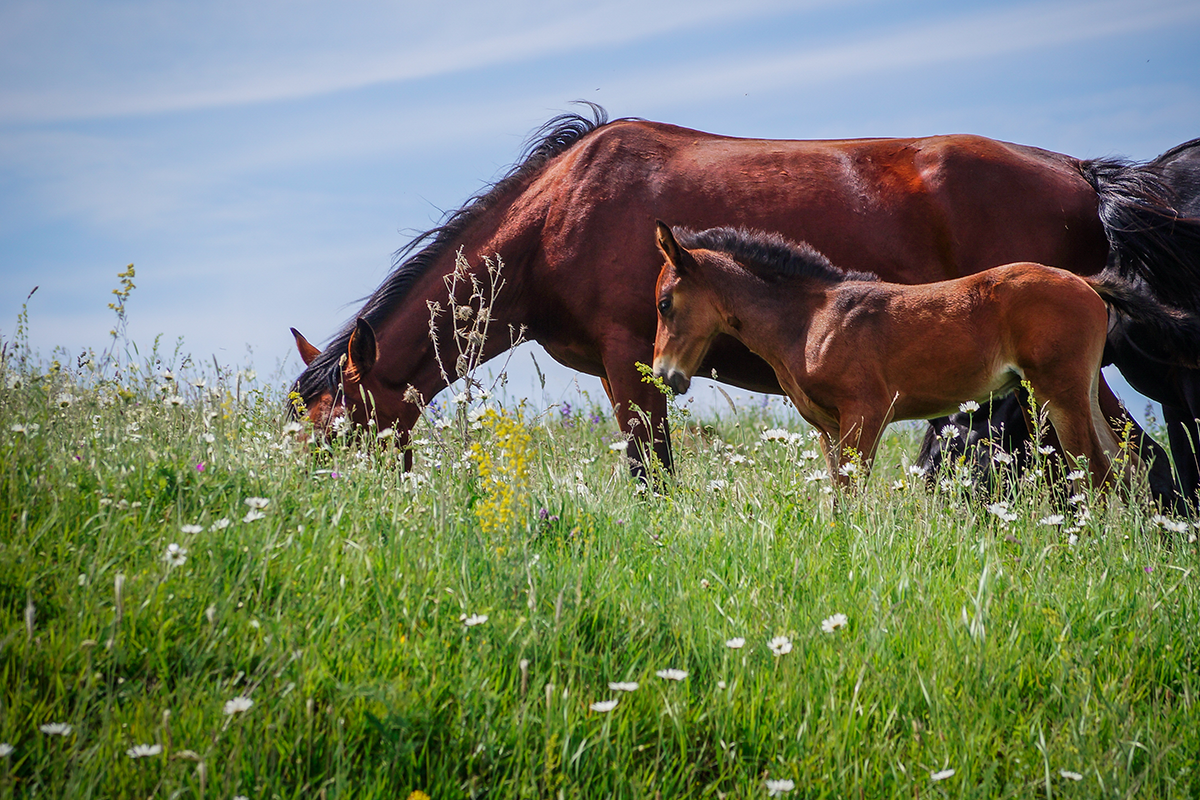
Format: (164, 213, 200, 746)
(651, 222, 737, 395)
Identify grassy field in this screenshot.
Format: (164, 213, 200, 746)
(2, 319, 1199, 799)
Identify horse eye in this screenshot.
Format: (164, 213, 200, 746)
(657, 297, 672, 315)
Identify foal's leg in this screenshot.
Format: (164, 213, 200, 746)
(833, 405, 893, 491)
(1037, 374, 1120, 492)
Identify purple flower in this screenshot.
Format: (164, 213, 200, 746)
(1145, 566, 1154, 574)
(195, 461, 206, 472)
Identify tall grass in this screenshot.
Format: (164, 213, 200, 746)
(1, 282, 1198, 798)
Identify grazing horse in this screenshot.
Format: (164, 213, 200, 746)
(920, 137, 1200, 508)
(650, 224, 1200, 493)
(288, 105, 1200, 486)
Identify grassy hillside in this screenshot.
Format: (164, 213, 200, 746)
(1, 328, 1198, 798)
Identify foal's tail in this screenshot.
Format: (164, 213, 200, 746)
(1087, 270, 1200, 368)
(1078, 158, 1200, 310)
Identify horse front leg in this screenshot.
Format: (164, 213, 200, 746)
(603, 356, 673, 483)
(1162, 403, 1200, 512)
(1097, 377, 1180, 510)
(833, 406, 890, 493)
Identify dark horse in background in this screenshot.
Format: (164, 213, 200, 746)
(919, 137, 1200, 510)
(289, 105, 1200, 503)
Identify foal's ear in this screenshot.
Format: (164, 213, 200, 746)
(346, 317, 378, 378)
(290, 327, 321, 366)
(655, 221, 687, 273)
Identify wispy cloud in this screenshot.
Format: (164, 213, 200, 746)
(602, 0, 1200, 110)
(0, 0, 812, 123)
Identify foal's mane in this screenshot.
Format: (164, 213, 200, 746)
(293, 103, 612, 404)
(675, 226, 878, 284)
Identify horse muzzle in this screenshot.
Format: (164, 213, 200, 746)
(653, 361, 692, 395)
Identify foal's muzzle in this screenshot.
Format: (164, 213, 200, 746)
(653, 363, 691, 395)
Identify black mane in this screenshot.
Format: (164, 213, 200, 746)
(292, 103, 611, 406)
(674, 226, 878, 284)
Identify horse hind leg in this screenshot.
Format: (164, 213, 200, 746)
(1041, 374, 1131, 493)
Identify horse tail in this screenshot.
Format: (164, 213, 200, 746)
(1086, 270, 1200, 368)
(1078, 158, 1200, 309)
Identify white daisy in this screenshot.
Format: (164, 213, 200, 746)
(126, 743, 162, 758)
(821, 613, 848, 633)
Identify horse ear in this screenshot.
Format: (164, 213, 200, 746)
(655, 221, 687, 273)
(290, 327, 321, 366)
(346, 318, 377, 378)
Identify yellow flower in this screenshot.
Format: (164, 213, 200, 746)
(469, 408, 532, 534)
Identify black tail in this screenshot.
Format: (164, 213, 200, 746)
(1078, 158, 1200, 309)
(1087, 270, 1200, 368)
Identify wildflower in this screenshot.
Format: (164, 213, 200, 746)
(202, 432, 216, 444)
(39, 723, 73, 736)
(725, 637, 745, 649)
(223, 696, 253, 715)
(1039, 515, 1065, 526)
(1059, 770, 1083, 781)
(959, 400, 980, 413)
(1037, 445, 1056, 455)
(939, 424, 958, 439)
(461, 613, 488, 627)
(164, 543, 188, 567)
(282, 421, 303, 435)
(195, 461, 206, 472)
(838, 462, 858, 477)
(0, 743, 11, 757)
(727, 453, 747, 465)
(55, 392, 75, 408)
(765, 778, 796, 796)
(180, 524, 203, 535)
(589, 699, 619, 712)
(907, 464, 926, 477)
(608, 681, 639, 692)
(243, 509, 266, 523)
(1065, 469, 1086, 481)
(992, 450, 1013, 465)
(803, 469, 827, 484)
(210, 517, 230, 531)
(245, 497, 270, 509)
(708, 479, 728, 492)
(821, 613, 848, 633)
(164, 395, 184, 407)
(985, 501, 1018, 523)
(1067, 493, 1086, 505)
(608, 440, 629, 452)
(126, 743, 162, 758)
(1151, 514, 1189, 534)
(798, 448, 819, 460)
(931, 768, 956, 781)
(761, 428, 791, 442)
(768, 635, 793, 655)
(377, 427, 395, 441)
(656, 668, 688, 681)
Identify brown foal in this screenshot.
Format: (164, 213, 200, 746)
(651, 223, 1200, 493)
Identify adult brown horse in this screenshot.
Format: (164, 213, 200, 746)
(289, 105, 1200, 488)
(650, 223, 1200, 493)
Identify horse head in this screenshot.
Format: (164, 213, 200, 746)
(289, 322, 418, 468)
(651, 221, 728, 396)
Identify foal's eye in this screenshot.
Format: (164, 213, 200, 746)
(657, 297, 672, 315)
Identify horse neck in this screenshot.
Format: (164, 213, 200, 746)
(708, 265, 827, 359)
(368, 191, 541, 406)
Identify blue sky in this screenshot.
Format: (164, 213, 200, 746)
(2, 0, 1199, 415)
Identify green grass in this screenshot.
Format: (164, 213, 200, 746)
(1, 347, 1198, 799)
